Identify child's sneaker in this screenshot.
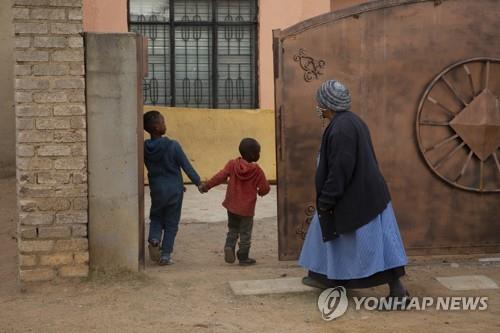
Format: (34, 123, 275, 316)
(159, 255, 174, 266)
(224, 246, 236, 263)
(148, 240, 161, 263)
(237, 252, 256, 266)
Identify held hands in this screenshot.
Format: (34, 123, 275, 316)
(257, 187, 264, 197)
(198, 182, 208, 194)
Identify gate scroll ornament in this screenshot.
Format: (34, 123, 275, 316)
(293, 49, 326, 82)
(296, 204, 316, 240)
(417, 58, 500, 193)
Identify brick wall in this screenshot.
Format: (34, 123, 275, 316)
(13, 0, 89, 282)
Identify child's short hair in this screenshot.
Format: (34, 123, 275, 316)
(239, 138, 260, 160)
(144, 110, 162, 134)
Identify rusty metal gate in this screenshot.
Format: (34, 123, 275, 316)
(273, 0, 500, 260)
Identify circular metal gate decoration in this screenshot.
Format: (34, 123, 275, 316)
(417, 58, 500, 193)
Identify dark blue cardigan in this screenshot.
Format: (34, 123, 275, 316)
(315, 111, 391, 241)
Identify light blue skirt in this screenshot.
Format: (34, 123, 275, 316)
(298, 202, 408, 280)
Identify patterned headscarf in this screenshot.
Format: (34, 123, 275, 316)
(316, 80, 352, 112)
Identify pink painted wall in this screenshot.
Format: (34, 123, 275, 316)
(81, 0, 330, 109)
(330, 0, 371, 12)
(83, 0, 128, 32)
(259, 0, 330, 109)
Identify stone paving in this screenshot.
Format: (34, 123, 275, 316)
(435, 275, 499, 291)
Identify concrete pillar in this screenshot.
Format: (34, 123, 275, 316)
(0, 2, 16, 178)
(85, 33, 144, 272)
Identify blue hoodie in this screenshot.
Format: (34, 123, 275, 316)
(144, 137, 201, 202)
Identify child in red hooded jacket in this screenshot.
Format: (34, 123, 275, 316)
(200, 138, 270, 265)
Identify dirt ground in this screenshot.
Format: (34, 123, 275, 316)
(1, 178, 500, 332)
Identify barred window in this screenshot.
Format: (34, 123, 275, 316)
(129, 0, 258, 109)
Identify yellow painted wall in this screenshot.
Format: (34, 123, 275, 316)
(144, 107, 276, 182)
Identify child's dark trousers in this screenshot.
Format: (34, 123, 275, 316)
(226, 211, 254, 255)
(148, 192, 183, 258)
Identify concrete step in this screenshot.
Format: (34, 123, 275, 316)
(435, 275, 498, 291)
(229, 277, 316, 296)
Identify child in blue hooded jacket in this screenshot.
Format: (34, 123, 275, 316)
(144, 110, 201, 265)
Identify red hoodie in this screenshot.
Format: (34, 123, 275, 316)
(205, 157, 270, 217)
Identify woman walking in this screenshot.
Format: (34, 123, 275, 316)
(299, 80, 409, 298)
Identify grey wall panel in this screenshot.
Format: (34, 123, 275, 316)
(85, 33, 142, 271)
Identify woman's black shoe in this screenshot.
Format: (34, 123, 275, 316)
(301, 276, 329, 289)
